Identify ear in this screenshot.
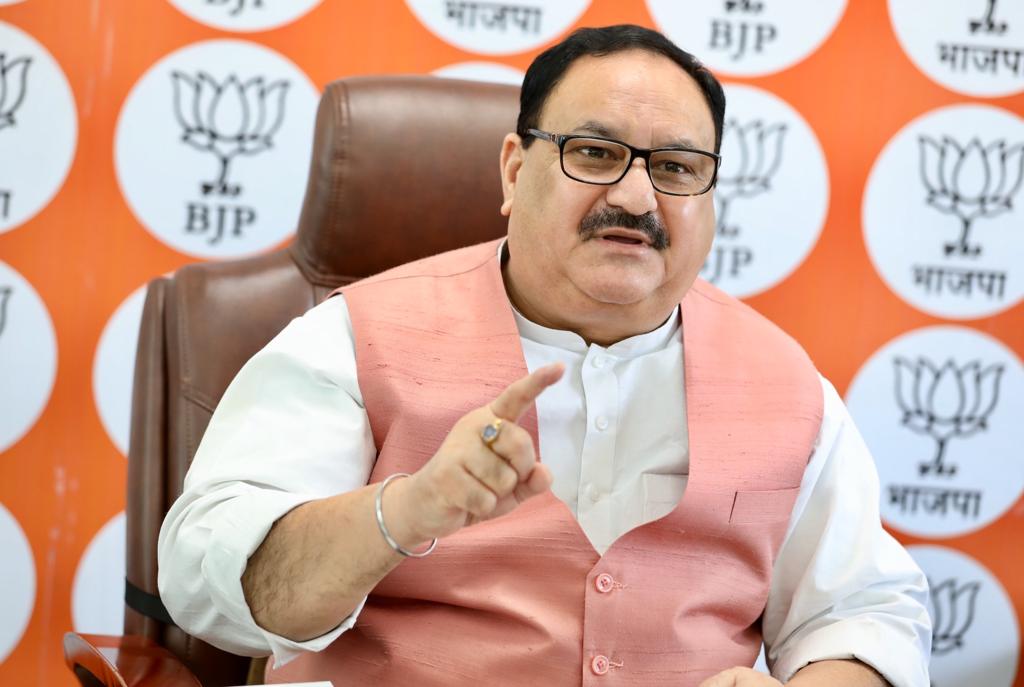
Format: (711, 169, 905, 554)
(499, 133, 524, 217)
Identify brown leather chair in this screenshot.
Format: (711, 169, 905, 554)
(64, 75, 520, 687)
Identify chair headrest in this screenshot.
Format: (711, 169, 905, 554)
(291, 75, 521, 285)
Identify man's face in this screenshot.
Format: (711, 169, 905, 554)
(501, 50, 717, 324)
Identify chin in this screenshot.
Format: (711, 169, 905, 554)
(579, 278, 660, 307)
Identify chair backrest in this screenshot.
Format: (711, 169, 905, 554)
(125, 75, 519, 686)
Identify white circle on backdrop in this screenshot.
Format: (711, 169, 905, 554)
(889, 0, 1024, 98)
(0, 260, 57, 453)
(908, 545, 1019, 687)
(699, 83, 828, 298)
(0, 503, 34, 663)
(115, 39, 319, 260)
(167, 0, 323, 32)
(93, 285, 147, 457)
(0, 21, 77, 235)
(405, 0, 590, 56)
(72, 512, 126, 635)
(863, 104, 1024, 319)
(432, 61, 524, 85)
(646, 0, 847, 77)
(845, 325, 1024, 538)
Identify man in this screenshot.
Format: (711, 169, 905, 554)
(158, 25, 931, 687)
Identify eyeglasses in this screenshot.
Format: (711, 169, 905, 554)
(526, 128, 720, 196)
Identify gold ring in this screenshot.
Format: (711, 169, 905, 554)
(480, 419, 504, 446)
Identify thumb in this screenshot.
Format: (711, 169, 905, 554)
(698, 668, 741, 687)
(512, 463, 553, 503)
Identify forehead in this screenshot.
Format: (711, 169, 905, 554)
(538, 50, 715, 149)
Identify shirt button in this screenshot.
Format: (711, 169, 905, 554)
(595, 416, 609, 431)
(585, 484, 601, 502)
(591, 655, 610, 675)
(595, 573, 615, 593)
(592, 355, 608, 369)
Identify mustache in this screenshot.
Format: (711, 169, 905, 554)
(579, 209, 670, 250)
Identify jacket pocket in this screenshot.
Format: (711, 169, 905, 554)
(729, 486, 800, 525)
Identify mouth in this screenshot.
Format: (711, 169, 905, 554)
(596, 229, 652, 247)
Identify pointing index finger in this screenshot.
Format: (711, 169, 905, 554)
(489, 363, 564, 422)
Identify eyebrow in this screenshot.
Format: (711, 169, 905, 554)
(569, 120, 704, 150)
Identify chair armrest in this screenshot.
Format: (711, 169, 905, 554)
(63, 633, 202, 687)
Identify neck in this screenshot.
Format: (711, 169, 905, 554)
(501, 259, 678, 347)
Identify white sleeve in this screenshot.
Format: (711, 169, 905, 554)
(762, 376, 932, 687)
(157, 295, 375, 664)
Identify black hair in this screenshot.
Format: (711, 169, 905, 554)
(517, 24, 726, 153)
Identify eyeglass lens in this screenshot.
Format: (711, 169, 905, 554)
(561, 137, 715, 195)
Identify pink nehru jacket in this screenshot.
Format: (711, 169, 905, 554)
(267, 239, 823, 686)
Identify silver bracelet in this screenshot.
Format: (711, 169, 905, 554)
(375, 473, 437, 558)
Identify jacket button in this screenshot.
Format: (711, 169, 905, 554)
(595, 573, 615, 593)
(591, 655, 610, 675)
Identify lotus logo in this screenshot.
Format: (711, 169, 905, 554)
(894, 357, 1004, 477)
(715, 119, 787, 236)
(0, 286, 11, 339)
(918, 136, 1024, 257)
(929, 577, 981, 655)
(205, 0, 264, 17)
(970, 0, 1007, 35)
(0, 53, 32, 132)
(171, 71, 290, 196)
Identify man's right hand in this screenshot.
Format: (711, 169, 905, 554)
(241, 362, 564, 641)
(391, 363, 565, 545)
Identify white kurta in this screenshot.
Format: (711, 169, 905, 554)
(158, 292, 931, 686)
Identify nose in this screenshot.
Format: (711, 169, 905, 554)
(605, 158, 657, 216)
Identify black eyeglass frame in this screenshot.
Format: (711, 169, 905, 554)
(526, 128, 721, 197)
